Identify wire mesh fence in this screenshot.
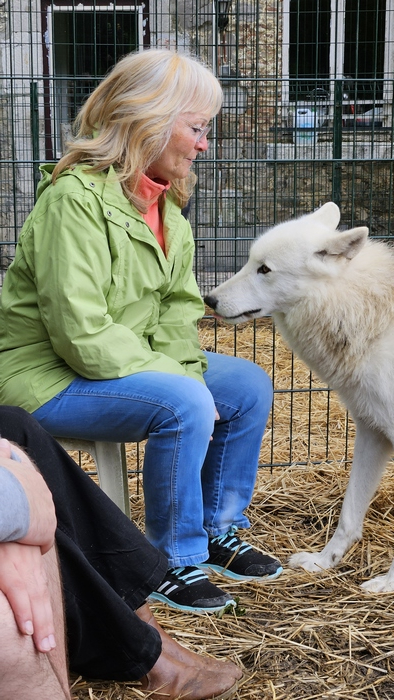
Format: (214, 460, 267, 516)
(2, 0, 394, 471)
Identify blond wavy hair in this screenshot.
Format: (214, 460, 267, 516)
(52, 49, 223, 210)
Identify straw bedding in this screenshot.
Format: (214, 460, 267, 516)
(71, 319, 394, 699)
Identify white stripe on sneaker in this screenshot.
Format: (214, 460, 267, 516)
(157, 582, 179, 595)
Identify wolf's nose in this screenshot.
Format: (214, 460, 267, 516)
(204, 295, 218, 310)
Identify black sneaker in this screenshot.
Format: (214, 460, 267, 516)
(148, 566, 237, 613)
(199, 525, 283, 582)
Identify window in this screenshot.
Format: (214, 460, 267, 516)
(343, 0, 386, 101)
(42, 2, 144, 157)
(288, 0, 331, 101)
(282, 0, 393, 121)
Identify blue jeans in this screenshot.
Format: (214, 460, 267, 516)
(32, 352, 273, 568)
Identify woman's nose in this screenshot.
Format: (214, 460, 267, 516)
(196, 135, 209, 152)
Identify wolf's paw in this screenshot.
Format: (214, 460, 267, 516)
(360, 574, 394, 593)
(288, 551, 328, 572)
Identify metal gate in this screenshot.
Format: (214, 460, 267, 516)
(1, 0, 394, 469)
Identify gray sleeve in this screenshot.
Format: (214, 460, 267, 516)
(0, 465, 30, 542)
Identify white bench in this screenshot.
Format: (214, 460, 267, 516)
(55, 438, 131, 518)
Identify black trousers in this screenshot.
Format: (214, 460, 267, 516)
(0, 406, 168, 681)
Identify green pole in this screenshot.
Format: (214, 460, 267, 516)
(332, 79, 343, 207)
(30, 81, 40, 202)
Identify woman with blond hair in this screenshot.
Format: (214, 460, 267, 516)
(0, 49, 281, 615)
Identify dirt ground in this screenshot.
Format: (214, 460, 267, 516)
(70, 460, 394, 700)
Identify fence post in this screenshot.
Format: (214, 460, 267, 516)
(332, 79, 343, 208)
(30, 81, 40, 202)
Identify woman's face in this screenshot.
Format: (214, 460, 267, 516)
(146, 112, 211, 182)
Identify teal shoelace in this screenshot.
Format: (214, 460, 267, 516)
(169, 566, 208, 584)
(210, 525, 252, 555)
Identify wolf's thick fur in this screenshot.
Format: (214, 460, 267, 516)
(205, 202, 394, 592)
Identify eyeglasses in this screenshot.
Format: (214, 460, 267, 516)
(183, 119, 212, 143)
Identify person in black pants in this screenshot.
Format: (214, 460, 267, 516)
(0, 405, 242, 700)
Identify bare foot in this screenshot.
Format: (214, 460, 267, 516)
(136, 603, 243, 699)
(140, 651, 240, 699)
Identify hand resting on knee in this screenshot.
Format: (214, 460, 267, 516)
(0, 438, 57, 653)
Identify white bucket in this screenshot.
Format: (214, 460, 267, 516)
(294, 108, 316, 146)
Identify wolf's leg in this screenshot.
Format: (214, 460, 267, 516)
(289, 422, 392, 574)
(360, 557, 394, 592)
(358, 419, 394, 593)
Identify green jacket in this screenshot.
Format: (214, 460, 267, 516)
(0, 164, 207, 412)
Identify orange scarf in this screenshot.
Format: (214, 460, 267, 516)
(137, 173, 170, 254)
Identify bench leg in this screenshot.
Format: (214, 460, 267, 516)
(54, 438, 131, 518)
(93, 442, 131, 518)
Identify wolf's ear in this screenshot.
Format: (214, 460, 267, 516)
(323, 227, 369, 259)
(310, 202, 341, 229)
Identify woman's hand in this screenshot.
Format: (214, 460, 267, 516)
(0, 439, 56, 554)
(0, 541, 56, 653)
(210, 407, 220, 441)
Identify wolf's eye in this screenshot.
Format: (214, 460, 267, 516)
(257, 264, 271, 274)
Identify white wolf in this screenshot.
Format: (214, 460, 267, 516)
(205, 202, 394, 592)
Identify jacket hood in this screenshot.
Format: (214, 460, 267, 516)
(37, 163, 57, 199)
(36, 163, 121, 204)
